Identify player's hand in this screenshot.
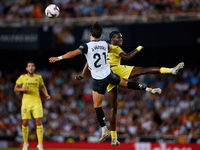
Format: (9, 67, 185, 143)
(75, 74, 85, 80)
(23, 85, 29, 91)
(136, 46, 144, 52)
(49, 57, 59, 63)
(46, 94, 51, 100)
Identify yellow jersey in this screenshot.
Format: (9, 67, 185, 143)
(16, 74, 44, 105)
(107, 44, 124, 66)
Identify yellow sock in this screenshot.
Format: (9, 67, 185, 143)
(160, 67, 171, 74)
(36, 125, 43, 145)
(22, 125, 29, 144)
(111, 131, 117, 140)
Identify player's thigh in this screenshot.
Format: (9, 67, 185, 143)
(111, 65, 134, 80)
(107, 72, 121, 86)
(93, 78, 108, 95)
(92, 78, 110, 107)
(32, 103, 43, 119)
(21, 105, 32, 120)
(130, 66, 146, 78)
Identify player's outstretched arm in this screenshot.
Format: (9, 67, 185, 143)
(119, 46, 143, 60)
(75, 62, 89, 80)
(49, 49, 82, 63)
(40, 85, 51, 100)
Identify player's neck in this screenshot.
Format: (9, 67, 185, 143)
(27, 73, 34, 77)
(110, 42, 117, 46)
(90, 36, 99, 41)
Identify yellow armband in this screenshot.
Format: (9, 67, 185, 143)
(136, 46, 143, 52)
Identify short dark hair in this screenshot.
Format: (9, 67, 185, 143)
(90, 22, 103, 38)
(25, 60, 36, 67)
(109, 31, 120, 41)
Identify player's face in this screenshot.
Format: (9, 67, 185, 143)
(26, 63, 35, 75)
(112, 33, 123, 46)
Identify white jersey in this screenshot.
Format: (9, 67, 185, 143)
(79, 41, 111, 79)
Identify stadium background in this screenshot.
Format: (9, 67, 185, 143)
(0, 0, 200, 149)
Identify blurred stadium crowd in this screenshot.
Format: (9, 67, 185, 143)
(0, 67, 200, 142)
(0, 0, 200, 21)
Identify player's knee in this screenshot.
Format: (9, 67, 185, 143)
(22, 123, 28, 127)
(117, 78, 126, 87)
(35, 118, 42, 126)
(22, 119, 29, 126)
(36, 122, 42, 126)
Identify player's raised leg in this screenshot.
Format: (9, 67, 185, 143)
(118, 78, 162, 94)
(129, 62, 184, 78)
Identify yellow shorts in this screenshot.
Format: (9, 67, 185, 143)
(21, 102, 43, 119)
(107, 65, 134, 92)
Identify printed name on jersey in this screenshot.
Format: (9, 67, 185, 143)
(91, 45, 106, 51)
(26, 83, 38, 86)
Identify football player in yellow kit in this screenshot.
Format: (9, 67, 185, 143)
(14, 60, 50, 150)
(75, 31, 184, 146)
(106, 31, 184, 145)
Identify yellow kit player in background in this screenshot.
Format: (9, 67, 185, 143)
(14, 60, 50, 150)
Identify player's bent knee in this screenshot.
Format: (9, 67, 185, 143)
(118, 78, 128, 87)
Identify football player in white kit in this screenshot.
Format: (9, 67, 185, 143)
(49, 22, 161, 146)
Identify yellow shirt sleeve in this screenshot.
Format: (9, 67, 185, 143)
(16, 75, 23, 86)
